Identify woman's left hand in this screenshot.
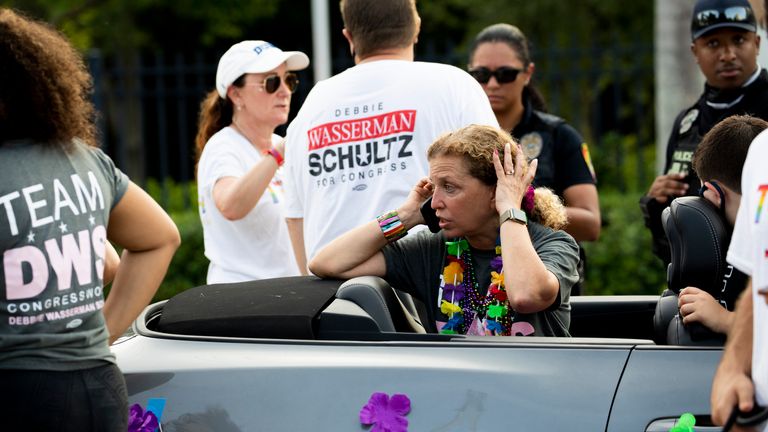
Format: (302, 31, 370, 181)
(492, 142, 537, 214)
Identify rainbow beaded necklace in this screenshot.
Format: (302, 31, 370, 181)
(438, 238, 513, 336)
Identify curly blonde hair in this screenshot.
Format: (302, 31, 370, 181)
(0, 8, 96, 148)
(427, 124, 567, 230)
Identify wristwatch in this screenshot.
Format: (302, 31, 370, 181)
(499, 207, 527, 226)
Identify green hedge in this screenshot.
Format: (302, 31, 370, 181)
(139, 181, 667, 300)
(581, 191, 666, 296)
(154, 210, 208, 301)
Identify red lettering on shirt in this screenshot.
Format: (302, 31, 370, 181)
(307, 110, 417, 150)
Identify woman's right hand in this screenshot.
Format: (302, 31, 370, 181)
(397, 177, 434, 230)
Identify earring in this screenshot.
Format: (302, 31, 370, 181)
(236, 105, 243, 111)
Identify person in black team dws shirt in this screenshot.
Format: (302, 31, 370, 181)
(641, 0, 768, 264)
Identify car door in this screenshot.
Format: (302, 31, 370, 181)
(607, 345, 722, 431)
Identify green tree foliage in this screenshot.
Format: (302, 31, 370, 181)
(419, 0, 655, 192)
(1, 0, 280, 52)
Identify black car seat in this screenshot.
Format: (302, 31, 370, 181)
(335, 276, 426, 333)
(654, 196, 730, 345)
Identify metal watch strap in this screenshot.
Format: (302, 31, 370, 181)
(499, 207, 527, 225)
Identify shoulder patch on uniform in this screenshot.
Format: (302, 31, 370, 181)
(679, 108, 699, 135)
(520, 132, 543, 159)
(581, 143, 596, 181)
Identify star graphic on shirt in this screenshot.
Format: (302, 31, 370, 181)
(58, 222, 68, 233)
(27, 231, 35, 243)
(88, 215, 96, 225)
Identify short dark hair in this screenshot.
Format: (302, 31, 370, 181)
(692, 114, 768, 193)
(0, 8, 96, 148)
(340, 0, 418, 59)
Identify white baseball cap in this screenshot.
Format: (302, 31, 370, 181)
(215, 40, 310, 98)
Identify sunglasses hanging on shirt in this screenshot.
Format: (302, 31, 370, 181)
(468, 66, 523, 85)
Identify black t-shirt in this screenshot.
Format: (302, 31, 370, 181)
(381, 224, 579, 336)
(719, 264, 749, 312)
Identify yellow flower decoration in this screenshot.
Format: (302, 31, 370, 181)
(490, 271, 504, 288)
(443, 261, 463, 285)
(440, 300, 462, 316)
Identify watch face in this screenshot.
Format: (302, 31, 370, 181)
(500, 208, 527, 225)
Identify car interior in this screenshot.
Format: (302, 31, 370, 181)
(655, 196, 731, 346)
(137, 195, 731, 348)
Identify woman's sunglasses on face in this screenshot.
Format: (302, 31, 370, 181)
(468, 66, 523, 85)
(245, 72, 299, 94)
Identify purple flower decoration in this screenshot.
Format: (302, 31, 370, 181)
(442, 283, 465, 302)
(359, 392, 411, 432)
(490, 256, 503, 273)
(128, 403, 159, 432)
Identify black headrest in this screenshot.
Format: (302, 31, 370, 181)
(336, 276, 425, 333)
(662, 196, 731, 295)
(156, 276, 341, 339)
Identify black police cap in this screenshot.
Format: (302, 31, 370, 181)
(691, 0, 757, 40)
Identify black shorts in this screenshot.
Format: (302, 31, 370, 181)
(0, 363, 128, 431)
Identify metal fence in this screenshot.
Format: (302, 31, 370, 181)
(88, 40, 654, 209)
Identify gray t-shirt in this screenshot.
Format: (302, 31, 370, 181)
(383, 222, 579, 336)
(0, 140, 129, 371)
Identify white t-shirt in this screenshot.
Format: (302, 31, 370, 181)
(197, 127, 299, 283)
(283, 60, 498, 258)
(727, 130, 768, 411)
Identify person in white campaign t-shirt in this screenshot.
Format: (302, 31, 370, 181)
(283, 0, 498, 268)
(196, 41, 309, 283)
(711, 130, 768, 430)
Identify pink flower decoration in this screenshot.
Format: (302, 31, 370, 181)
(128, 403, 159, 432)
(522, 185, 535, 213)
(359, 392, 411, 432)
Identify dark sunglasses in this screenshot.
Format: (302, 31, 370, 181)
(248, 72, 299, 94)
(692, 6, 755, 34)
(468, 66, 523, 85)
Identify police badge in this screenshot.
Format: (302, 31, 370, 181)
(678, 109, 698, 135)
(520, 132, 543, 160)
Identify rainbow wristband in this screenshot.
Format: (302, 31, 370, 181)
(263, 147, 284, 166)
(377, 210, 407, 243)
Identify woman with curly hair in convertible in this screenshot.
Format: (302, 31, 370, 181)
(311, 124, 579, 337)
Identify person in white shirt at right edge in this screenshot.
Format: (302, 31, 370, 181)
(710, 129, 768, 430)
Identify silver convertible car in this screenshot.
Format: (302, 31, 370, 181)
(112, 198, 743, 431)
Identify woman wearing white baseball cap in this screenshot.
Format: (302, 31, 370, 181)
(195, 40, 309, 283)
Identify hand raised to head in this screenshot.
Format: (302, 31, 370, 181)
(492, 142, 537, 214)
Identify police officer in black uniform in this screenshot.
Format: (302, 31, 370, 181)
(468, 23, 601, 295)
(641, 0, 768, 263)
